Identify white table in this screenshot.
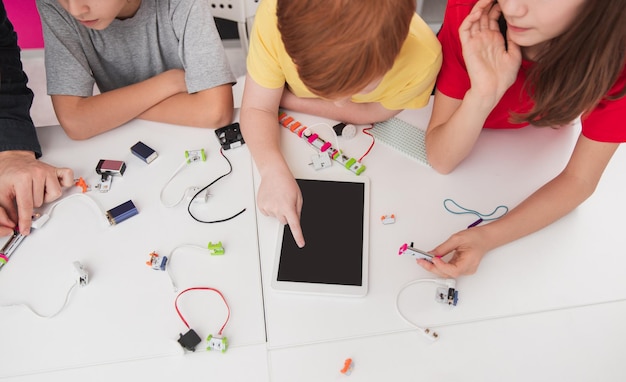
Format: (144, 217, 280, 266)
(258, 103, 626, 380)
(0, 118, 268, 380)
(2, 100, 625, 381)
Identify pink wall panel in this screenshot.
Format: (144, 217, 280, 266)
(4, 0, 44, 49)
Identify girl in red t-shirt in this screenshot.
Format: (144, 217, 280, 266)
(420, 0, 626, 277)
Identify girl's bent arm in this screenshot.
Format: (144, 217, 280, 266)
(425, 89, 496, 174)
(426, 0, 521, 174)
(422, 135, 619, 278)
(480, 135, 618, 249)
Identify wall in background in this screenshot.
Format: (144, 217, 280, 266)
(4, 0, 44, 49)
(3, 0, 238, 50)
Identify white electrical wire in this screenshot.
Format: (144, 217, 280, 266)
(397, 277, 626, 342)
(0, 282, 78, 319)
(159, 159, 192, 208)
(396, 278, 447, 341)
(166, 244, 213, 292)
(32, 191, 106, 230)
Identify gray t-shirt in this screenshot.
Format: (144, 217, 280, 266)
(37, 0, 235, 96)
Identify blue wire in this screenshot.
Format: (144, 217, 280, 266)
(443, 198, 508, 222)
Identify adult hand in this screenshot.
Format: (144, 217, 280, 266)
(0, 151, 74, 236)
(416, 227, 491, 278)
(256, 167, 305, 247)
(459, 0, 522, 103)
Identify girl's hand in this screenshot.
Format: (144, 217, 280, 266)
(417, 227, 491, 278)
(256, 167, 305, 247)
(459, 0, 522, 104)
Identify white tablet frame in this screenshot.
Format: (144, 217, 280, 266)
(271, 173, 370, 297)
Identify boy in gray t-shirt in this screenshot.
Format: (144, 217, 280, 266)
(37, 0, 236, 140)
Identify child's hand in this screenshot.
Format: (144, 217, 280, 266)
(256, 168, 305, 247)
(459, 0, 521, 104)
(416, 227, 491, 278)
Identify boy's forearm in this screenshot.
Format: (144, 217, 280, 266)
(240, 106, 288, 177)
(53, 70, 186, 140)
(138, 84, 234, 129)
(281, 95, 399, 125)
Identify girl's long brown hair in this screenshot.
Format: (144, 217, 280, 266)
(277, 0, 415, 99)
(517, 0, 626, 126)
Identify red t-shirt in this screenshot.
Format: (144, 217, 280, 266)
(436, 0, 626, 143)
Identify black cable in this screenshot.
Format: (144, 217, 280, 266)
(187, 148, 246, 223)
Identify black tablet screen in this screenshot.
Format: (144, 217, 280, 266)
(277, 179, 365, 286)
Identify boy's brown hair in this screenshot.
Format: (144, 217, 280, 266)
(277, 0, 416, 99)
(516, 0, 626, 126)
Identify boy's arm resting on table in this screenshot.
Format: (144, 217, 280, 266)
(280, 88, 400, 125)
(420, 135, 619, 278)
(240, 74, 305, 247)
(137, 83, 233, 129)
(51, 69, 189, 140)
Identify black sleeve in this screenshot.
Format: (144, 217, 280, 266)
(0, 0, 41, 157)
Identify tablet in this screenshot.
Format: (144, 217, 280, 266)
(271, 174, 370, 297)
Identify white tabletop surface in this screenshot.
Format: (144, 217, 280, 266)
(0, 117, 267, 379)
(2, 97, 625, 381)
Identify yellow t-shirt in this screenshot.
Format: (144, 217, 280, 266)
(247, 0, 442, 110)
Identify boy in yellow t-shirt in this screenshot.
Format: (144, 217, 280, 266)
(240, 0, 442, 246)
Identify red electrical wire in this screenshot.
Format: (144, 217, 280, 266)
(174, 286, 231, 335)
(358, 124, 375, 162)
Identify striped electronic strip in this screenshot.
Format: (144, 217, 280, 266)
(278, 112, 366, 175)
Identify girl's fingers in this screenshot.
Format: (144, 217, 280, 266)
(488, 3, 502, 30)
(459, 8, 482, 36)
(461, 0, 496, 38)
(479, 9, 491, 30)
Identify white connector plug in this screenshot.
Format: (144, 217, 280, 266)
(435, 278, 456, 289)
(421, 327, 439, 341)
(72, 261, 89, 287)
(184, 187, 209, 204)
(30, 213, 50, 230)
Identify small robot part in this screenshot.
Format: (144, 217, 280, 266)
(436, 287, 459, 306)
(146, 251, 168, 271)
(74, 177, 91, 193)
(332, 122, 357, 139)
(207, 241, 225, 256)
(398, 242, 434, 263)
(95, 175, 112, 193)
(215, 122, 245, 150)
(72, 261, 89, 287)
(310, 152, 332, 170)
(381, 214, 395, 224)
(279, 112, 366, 175)
(206, 334, 228, 353)
(340, 358, 354, 376)
(178, 329, 202, 352)
(95, 159, 126, 193)
(185, 149, 207, 163)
